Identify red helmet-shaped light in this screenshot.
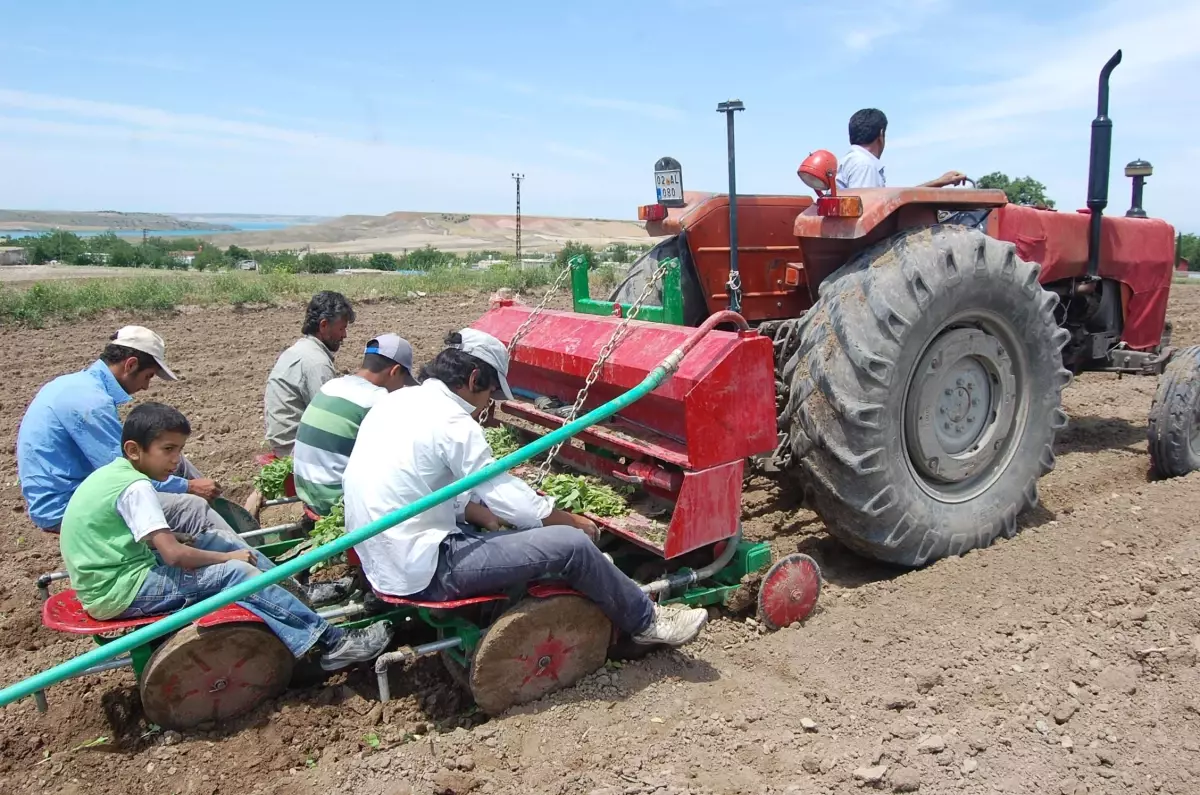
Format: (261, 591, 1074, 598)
(798, 149, 838, 195)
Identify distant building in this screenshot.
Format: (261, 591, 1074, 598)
(170, 251, 197, 266)
(236, 259, 258, 271)
(0, 246, 28, 266)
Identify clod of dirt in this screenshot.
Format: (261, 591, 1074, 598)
(882, 694, 917, 711)
(917, 735, 946, 753)
(913, 669, 943, 694)
(1094, 665, 1140, 695)
(1054, 701, 1080, 724)
(854, 764, 888, 784)
(890, 766, 921, 792)
(800, 717, 818, 732)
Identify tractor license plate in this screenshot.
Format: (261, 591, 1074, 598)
(655, 170, 683, 202)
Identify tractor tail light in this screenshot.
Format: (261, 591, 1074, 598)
(639, 203, 668, 222)
(816, 195, 864, 218)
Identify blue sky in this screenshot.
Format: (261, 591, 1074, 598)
(0, 0, 1197, 230)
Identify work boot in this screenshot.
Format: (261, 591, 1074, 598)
(305, 576, 355, 607)
(320, 622, 394, 671)
(631, 604, 709, 647)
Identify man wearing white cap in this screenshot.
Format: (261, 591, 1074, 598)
(292, 333, 419, 517)
(17, 326, 223, 534)
(343, 329, 710, 648)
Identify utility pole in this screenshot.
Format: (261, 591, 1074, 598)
(142, 228, 148, 245)
(512, 173, 524, 267)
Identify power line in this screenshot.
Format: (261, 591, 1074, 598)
(512, 173, 524, 267)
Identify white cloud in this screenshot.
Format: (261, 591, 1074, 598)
(888, 1, 1200, 151)
(457, 69, 683, 121)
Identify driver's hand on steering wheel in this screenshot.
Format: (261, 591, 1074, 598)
(935, 171, 969, 188)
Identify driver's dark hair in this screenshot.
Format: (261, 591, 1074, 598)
(122, 402, 191, 451)
(99, 340, 158, 373)
(301, 291, 355, 336)
(848, 108, 887, 146)
(418, 331, 499, 393)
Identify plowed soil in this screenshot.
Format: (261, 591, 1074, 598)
(3, 287, 1200, 795)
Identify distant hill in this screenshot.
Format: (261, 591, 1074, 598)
(200, 210, 661, 254)
(0, 210, 237, 233)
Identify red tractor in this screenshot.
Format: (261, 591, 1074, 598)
(608, 50, 1188, 567)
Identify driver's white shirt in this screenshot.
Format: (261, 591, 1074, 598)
(837, 145, 886, 190)
(343, 378, 554, 596)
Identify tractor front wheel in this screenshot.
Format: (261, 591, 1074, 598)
(1147, 345, 1200, 478)
(784, 225, 1072, 566)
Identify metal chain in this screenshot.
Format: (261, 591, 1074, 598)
(480, 262, 574, 424)
(534, 258, 673, 483)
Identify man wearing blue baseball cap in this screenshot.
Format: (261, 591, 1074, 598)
(292, 333, 419, 517)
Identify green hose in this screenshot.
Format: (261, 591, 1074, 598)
(0, 362, 675, 709)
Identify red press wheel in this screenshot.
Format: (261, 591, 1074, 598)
(139, 623, 294, 730)
(469, 595, 612, 716)
(756, 553, 822, 631)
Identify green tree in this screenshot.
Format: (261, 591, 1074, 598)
(368, 252, 398, 271)
(1178, 233, 1200, 271)
(977, 172, 1056, 208)
(192, 245, 229, 271)
(610, 243, 631, 264)
(28, 230, 85, 264)
(555, 241, 597, 269)
(107, 238, 139, 267)
(301, 252, 339, 274)
(226, 244, 253, 262)
(402, 245, 455, 271)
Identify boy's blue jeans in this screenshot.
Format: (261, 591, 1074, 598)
(118, 531, 341, 657)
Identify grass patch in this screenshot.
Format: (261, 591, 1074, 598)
(0, 265, 621, 327)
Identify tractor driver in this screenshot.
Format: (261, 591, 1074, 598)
(836, 108, 967, 191)
(837, 108, 989, 229)
(342, 329, 711, 648)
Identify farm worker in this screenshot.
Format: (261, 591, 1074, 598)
(17, 326, 224, 536)
(836, 108, 968, 191)
(58, 402, 393, 670)
(263, 290, 356, 457)
(247, 290, 356, 517)
(342, 329, 711, 648)
(292, 333, 420, 516)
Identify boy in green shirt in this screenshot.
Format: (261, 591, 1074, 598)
(60, 402, 392, 670)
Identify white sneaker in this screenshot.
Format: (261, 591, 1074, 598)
(631, 604, 709, 647)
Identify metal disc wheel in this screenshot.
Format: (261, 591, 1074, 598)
(139, 623, 294, 730)
(756, 553, 822, 630)
(469, 596, 612, 716)
(903, 314, 1027, 502)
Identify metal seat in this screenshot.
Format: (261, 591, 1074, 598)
(42, 589, 263, 635)
(370, 589, 509, 610)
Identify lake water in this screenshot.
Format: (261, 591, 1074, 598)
(0, 222, 300, 238)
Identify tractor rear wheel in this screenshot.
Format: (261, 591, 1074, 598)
(1147, 345, 1200, 478)
(784, 225, 1072, 566)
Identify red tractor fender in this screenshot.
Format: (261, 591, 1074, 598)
(793, 187, 1008, 299)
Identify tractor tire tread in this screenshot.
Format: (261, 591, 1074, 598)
(1147, 345, 1200, 478)
(787, 225, 1072, 567)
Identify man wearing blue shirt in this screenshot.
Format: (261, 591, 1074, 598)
(17, 326, 224, 534)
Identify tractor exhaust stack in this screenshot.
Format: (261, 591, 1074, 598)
(1086, 49, 1122, 280)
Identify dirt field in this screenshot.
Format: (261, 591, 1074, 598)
(2, 287, 1200, 795)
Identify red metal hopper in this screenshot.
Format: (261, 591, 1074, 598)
(471, 303, 776, 559)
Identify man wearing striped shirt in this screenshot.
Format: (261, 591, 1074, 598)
(293, 334, 418, 516)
